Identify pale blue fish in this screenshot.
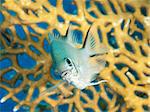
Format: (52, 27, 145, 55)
(44, 26, 108, 93)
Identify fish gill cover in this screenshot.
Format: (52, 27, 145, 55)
(0, 0, 150, 112)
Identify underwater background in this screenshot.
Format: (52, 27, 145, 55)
(0, 0, 150, 112)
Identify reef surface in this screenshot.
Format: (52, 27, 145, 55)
(0, 0, 150, 112)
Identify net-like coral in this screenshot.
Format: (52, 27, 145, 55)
(0, 0, 150, 112)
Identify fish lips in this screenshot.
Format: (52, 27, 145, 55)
(61, 70, 88, 90)
(61, 70, 71, 77)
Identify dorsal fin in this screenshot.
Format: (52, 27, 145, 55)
(83, 25, 92, 48)
(83, 26, 108, 56)
(48, 32, 61, 43)
(48, 32, 54, 43)
(65, 24, 71, 37)
(66, 25, 80, 47)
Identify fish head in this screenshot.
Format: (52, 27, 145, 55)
(51, 39, 77, 74)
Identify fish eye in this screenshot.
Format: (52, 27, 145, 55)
(64, 58, 72, 66)
(66, 59, 71, 64)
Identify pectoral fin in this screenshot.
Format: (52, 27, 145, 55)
(39, 80, 65, 96)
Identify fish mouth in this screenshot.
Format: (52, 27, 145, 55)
(61, 70, 73, 83)
(61, 66, 78, 83)
(61, 70, 70, 77)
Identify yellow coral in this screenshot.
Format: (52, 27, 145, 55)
(0, 0, 150, 112)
